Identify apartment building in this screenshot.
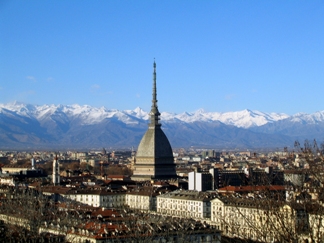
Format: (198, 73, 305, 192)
(157, 190, 216, 219)
(42, 186, 126, 208)
(210, 197, 312, 242)
(125, 186, 158, 211)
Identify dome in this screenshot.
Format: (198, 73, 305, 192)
(136, 126, 173, 159)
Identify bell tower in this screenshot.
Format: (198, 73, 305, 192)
(53, 154, 60, 185)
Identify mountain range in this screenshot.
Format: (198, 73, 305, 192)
(1, 102, 324, 150)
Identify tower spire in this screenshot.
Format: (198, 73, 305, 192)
(150, 59, 161, 127)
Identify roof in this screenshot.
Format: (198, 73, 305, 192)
(2, 164, 32, 169)
(136, 126, 173, 159)
(91, 207, 121, 219)
(158, 190, 217, 202)
(106, 175, 128, 179)
(218, 185, 285, 193)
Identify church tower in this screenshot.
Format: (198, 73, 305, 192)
(132, 61, 177, 181)
(53, 154, 60, 185)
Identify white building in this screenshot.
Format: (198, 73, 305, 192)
(157, 190, 215, 219)
(42, 186, 125, 208)
(42, 186, 158, 210)
(52, 156, 60, 185)
(0, 176, 16, 186)
(188, 170, 213, 191)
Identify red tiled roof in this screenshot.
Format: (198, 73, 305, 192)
(91, 208, 121, 218)
(107, 175, 126, 179)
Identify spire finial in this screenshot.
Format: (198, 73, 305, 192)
(149, 60, 161, 127)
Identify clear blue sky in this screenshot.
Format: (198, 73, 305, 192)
(1, 1, 323, 115)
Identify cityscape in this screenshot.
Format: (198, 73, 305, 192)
(0, 62, 324, 242)
(2, 1, 324, 243)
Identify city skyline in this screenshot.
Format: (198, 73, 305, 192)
(1, 1, 324, 115)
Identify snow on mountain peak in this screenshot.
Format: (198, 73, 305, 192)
(0, 102, 297, 128)
(160, 109, 288, 128)
(290, 111, 324, 124)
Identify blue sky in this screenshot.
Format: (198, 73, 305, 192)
(1, 1, 323, 115)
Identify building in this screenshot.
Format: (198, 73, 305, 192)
(215, 167, 284, 188)
(157, 190, 215, 219)
(188, 169, 213, 192)
(132, 61, 177, 181)
(210, 197, 312, 242)
(52, 155, 60, 185)
(42, 186, 126, 208)
(125, 186, 158, 211)
(0, 158, 45, 180)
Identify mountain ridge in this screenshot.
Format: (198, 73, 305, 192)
(1, 102, 323, 150)
(0, 102, 293, 128)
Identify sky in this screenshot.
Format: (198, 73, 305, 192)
(1, 1, 324, 115)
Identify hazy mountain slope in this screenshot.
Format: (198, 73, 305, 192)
(162, 121, 293, 149)
(251, 111, 324, 141)
(0, 108, 52, 148)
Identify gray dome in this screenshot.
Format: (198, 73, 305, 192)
(136, 126, 173, 160)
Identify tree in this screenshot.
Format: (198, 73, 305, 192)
(0, 185, 75, 242)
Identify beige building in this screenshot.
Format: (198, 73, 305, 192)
(1, 164, 32, 174)
(210, 197, 313, 242)
(125, 187, 157, 211)
(42, 186, 125, 208)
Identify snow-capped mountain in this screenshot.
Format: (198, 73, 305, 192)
(162, 109, 289, 128)
(0, 102, 323, 149)
(0, 102, 289, 128)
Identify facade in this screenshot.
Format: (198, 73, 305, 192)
(132, 61, 177, 181)
(210, 197, 313, 242)
(1, 161, 45, 180)
(42, 187, 126, 208)
(210, 197, 285, 241)
(42, 186, 158, 210)
(1, 165, 32, 174)
(188, 170, 213, 192)
(157, 190, 214, 219)
(125, 187, 157, 211)
(64, 190, 125, 208)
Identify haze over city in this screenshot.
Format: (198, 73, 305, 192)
(1, 1, 324, 115)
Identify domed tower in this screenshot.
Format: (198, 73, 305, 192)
(132, 61, 177, 181)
